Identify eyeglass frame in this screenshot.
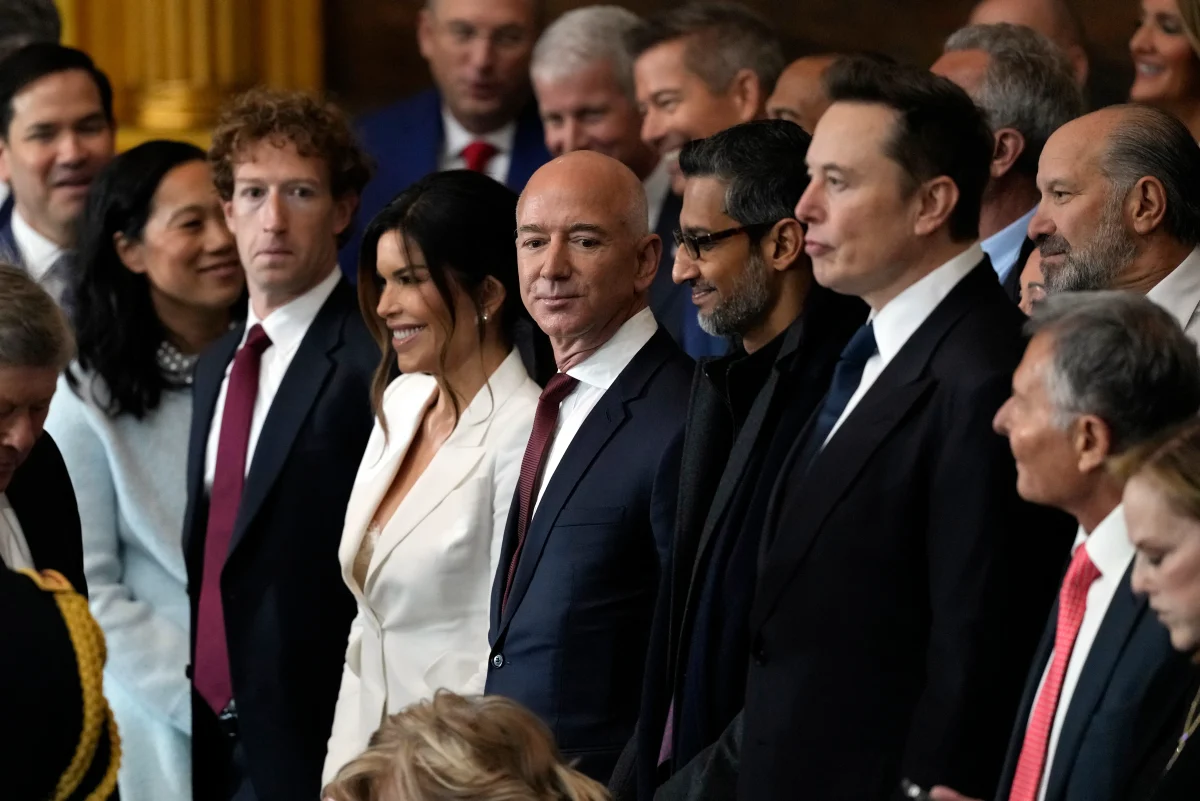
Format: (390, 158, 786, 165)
(672, 220, 783, 260)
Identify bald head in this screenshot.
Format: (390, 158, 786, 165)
(767, 55, 838, 133)
(516, 151, 662, 366)
(968, 0, 1088, 85)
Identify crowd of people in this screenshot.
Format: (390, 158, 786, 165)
(8, 0, 1200, 800)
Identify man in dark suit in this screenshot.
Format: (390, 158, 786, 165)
(662, 57, 1075, 801)
(185, 89, 378, 801)
(0, 264, 84, 594)
(530, 6, 723, 359)
(931, 22, 1082, 306)
(0, 43, 114, 305)
(486, 150, 692, 783)
(609, 120, 866, 801)
(933, 292, 1200, 801)
(343, 0, 550, 272)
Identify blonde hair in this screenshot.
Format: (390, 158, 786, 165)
(1180, 0, 1200, 60)
(1111, 417, 1200, 522)
(323, 692, 610, 801)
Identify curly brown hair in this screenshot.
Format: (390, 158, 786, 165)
(208, 87, 373, 246)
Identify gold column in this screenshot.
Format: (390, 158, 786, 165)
(55, 0, 324, 150)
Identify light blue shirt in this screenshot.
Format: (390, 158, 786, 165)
(981, 206, 1037, 284)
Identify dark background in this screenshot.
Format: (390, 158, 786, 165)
(322, 0, 1139, 114)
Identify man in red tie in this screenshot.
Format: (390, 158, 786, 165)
(183, 88, 378, 801)
(932, 293, 1200, 801)
(485, 150, 693, 783)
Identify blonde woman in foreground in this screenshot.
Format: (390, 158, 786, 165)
(323, 691, 610, 801)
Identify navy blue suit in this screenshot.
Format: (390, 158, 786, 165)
(0, 195, 21, 268)
(995, 565, 1195, 801)
(341, 89, 550, 276)
(485, 328, 692, 783)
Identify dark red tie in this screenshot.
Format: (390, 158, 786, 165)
(462, 140, 498, 174)
(194, 324, 272, 714)
(501, 372, 579, 612)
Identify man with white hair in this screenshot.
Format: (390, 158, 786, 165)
(531, 5, 720, 357)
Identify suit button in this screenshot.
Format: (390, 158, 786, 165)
(751, 635, 766, 666)
(492, 654, 504, 669)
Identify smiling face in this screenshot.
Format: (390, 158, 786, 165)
(118, 161, 244, 322)
(1126, 473, 1200, 653)
(0, 69, 115, 247)
(223, 140, 353, 318)
(1130, 0, 1200, 111)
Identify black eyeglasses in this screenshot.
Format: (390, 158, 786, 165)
(672, 221, 779, 260)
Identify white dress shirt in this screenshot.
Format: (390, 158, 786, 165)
(643, 159, 672, 233)
(533, 307, 659, 513)
(980, 206, 1036, 285)
(203, 267, 342, 490)
(439, 107, 516, 186)
(11, 206, 69, 304)
(1147, 246, 1200, 344)
(1031, 504, 1135, 801)
(0, 492, 34, 571)
(824, 244, 984, 446)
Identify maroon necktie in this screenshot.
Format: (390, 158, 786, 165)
(194, 324, 272, 714)
(462, 140, 498, 174)
(501, 372, 579, 612)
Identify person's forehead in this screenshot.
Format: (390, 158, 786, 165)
(10, 69, 103, 120)
(809, 102, 897, 162)
(535, 61, 625, 105)
(233, 141, 328, 182)
(1040, 119, 1108, 181)
(433, 0, 535, 26)
(680, 176, 731, 221)
(0, 365, 58, 401)
(635, 39, 693, 88)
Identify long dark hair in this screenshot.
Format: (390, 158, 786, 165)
(357, 170, 532, 426)
(68, 139, 236, 419)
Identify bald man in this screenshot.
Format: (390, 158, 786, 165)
(968, 0, 1089, 86)
(767, 55, 837, 133)
(485, 151, 693, 783)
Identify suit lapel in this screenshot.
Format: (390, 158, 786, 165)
(227, 285, 347, 557)
(1045, 567, 1144, 801)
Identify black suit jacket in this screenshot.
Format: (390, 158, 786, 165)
(995, 565, 1194, 801)
(486, 327, 693, 782)
(615, 287, 866, 800)
(7, 433, 86, 595)
(1148, 679, 1200, 801)
(736, 262, 1074, 800)
(183, 280, 377, 801)
(1000, 237, 1037, 306)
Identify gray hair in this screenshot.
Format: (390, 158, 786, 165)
(1027, 291, 1200, 453)
(944, 22, 1083, 177)
(1100, 104, 1200, 248)
(0, 0, 60, 62)
(531, 6, 643, 102)
(627, 1, 784, 98)
(0, 263, 73, 371)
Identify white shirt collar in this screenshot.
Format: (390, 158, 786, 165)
(243, 266, 341, 354)
(1074, 503, 1135, 580)
(441, 107, 517, 164)
(870, 243, 985, 366)
(980, 206, 1036, 283)
(1146, 246, 1200, 332)
(564, 306, 659, 391)
(643, 159, 672, 233)
(11, 205, 65, 282)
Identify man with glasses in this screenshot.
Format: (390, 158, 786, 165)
(609, 119, 866, 800)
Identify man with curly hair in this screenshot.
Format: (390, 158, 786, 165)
(184, 87, 379, 801)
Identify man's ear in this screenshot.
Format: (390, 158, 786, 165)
(990, 128, 1027, 181)
(912, 176, 960, 238)
(1128, 176, 1169, 236)
(417, 7, 437, 62)
(634, 233, 663, 293)
(0, 137, 11, 184)
(728, 68, 765, 123)
(331, 193, 358, 238)
(1074, 413, 1113, 475)
(763, 218, 804, 272)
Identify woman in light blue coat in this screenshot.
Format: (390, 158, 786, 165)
(45, 140, 245, 801)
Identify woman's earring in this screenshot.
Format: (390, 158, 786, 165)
(481, 312, 490, 323)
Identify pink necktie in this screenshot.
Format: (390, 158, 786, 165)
(194, 324, 271, 714)
(501, 372, 579, 613)
(1008, 545, 1101, 801)
(462, 140, 498, 174)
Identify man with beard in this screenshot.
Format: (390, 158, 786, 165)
(608, 119, 865, 800)
(1030, 104, 1200, 342)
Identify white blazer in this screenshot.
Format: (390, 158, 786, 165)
(323, 349, 539, 782)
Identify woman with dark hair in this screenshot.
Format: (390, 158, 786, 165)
(44, 139, 244, 801)
(323, 170, 539, 783)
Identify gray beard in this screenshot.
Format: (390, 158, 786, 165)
(696, 251, 775, 338)
(1044, 197, 1137, 293)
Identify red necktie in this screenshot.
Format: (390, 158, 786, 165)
(1008, 545, 1101, 801)
(501, 372, 579, 612)
(194, 324, 272, 714)
(462, 140, 498, 174)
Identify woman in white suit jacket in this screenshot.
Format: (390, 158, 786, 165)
(324, 171, 542, 782)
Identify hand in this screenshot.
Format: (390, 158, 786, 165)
(929, 788, 982, 801)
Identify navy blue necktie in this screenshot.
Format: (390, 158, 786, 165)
(805, 322, 877, 465)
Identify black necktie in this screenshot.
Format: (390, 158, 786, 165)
(805, 322, 877, 466)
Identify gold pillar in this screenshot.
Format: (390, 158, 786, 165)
(55, 0, 323, 150)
